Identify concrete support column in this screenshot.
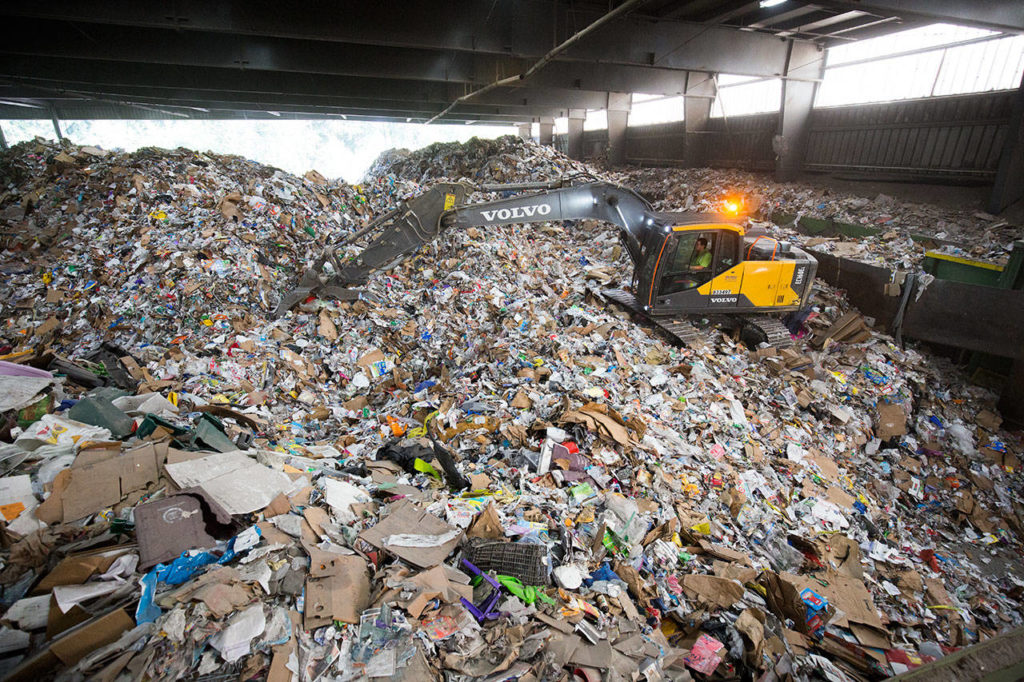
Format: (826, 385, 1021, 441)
(538, 116, 554, 146)
(517, 123, 532, 141)
(0, 122, 7, 151)
(567, 108, 586, 160)
(988, 75, 1024, 214)
(684, 71, 716, 168)
(775, 41, 825, 182)
(606, 92, 630, 166)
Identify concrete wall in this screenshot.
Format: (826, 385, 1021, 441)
(570, 90, 1016, 182)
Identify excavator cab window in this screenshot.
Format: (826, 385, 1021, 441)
(714, 231, 739, 274)
(658, 231, 716, 296)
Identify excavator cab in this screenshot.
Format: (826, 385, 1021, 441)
(632, 214, 817, 317)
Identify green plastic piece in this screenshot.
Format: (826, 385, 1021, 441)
(413, 458, 442, 480)
(193, 413, 237, 453)
(68, 395, 134, 439)
(495, 575, 555, 605)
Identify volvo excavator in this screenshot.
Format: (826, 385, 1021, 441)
(276, 177, 818, 348)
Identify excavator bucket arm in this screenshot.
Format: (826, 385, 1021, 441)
(275, 178, 653, 316)
(274, 182, 467, 315)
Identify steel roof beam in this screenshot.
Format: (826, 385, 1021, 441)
(814, 0, 1024, 34)
(0, 98, 529, 124)
(0, 90, 568, 121)
(0, 1, 814, 59)
(0, 58, 613, 111)
(0, 13, 811, 81)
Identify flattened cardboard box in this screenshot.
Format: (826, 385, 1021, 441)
(303, 554, 370, 629)
(38, 442, 163, 524)
(32, 546, 135, 595)
(163, 450, 296, 515)
(5, 608, 134, 682)
(358, 499, 463, 568)
(875, 402, 907, 441)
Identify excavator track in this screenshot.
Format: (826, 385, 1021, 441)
(600, 290, 793, 350)
(736, 315, 794, 349)
(600, 289, 705, 347)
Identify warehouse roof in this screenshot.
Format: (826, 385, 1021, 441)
(0, 1, 1021, 124)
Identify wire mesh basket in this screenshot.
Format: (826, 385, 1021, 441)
(462, 539, 549, 586)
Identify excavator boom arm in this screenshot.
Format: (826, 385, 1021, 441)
(447, 182, 651, 263)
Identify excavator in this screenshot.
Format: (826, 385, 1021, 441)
(276, 177, 818, 348)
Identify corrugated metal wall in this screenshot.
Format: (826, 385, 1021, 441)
(622, 122, 685, 164)
(703, 114, 778, 170)
(804, 91, 1014, 178)
(618, 114, 778, 170)
(553, 130, 616, 160)
(570, 90, 1014, 181)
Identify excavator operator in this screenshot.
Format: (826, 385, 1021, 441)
(690, 237, 712, 271)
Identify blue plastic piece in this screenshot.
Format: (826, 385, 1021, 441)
(584, 562, 622, 587)
(135, 527, 261, 624)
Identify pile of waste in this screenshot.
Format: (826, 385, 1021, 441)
(366, 136, 592, 186)
(0, 135, 1021, 681)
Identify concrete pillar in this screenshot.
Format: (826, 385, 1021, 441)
(0, 122, 7, 151)
(684, 71, 716, 168)
(775, 40, 825, 182)
(567, 108, 586, 160)
(517, 123, 532, 141)
(989, 75, 1024, 214)
(538, 116, 554, 146)
(607, 92, 630, 166)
